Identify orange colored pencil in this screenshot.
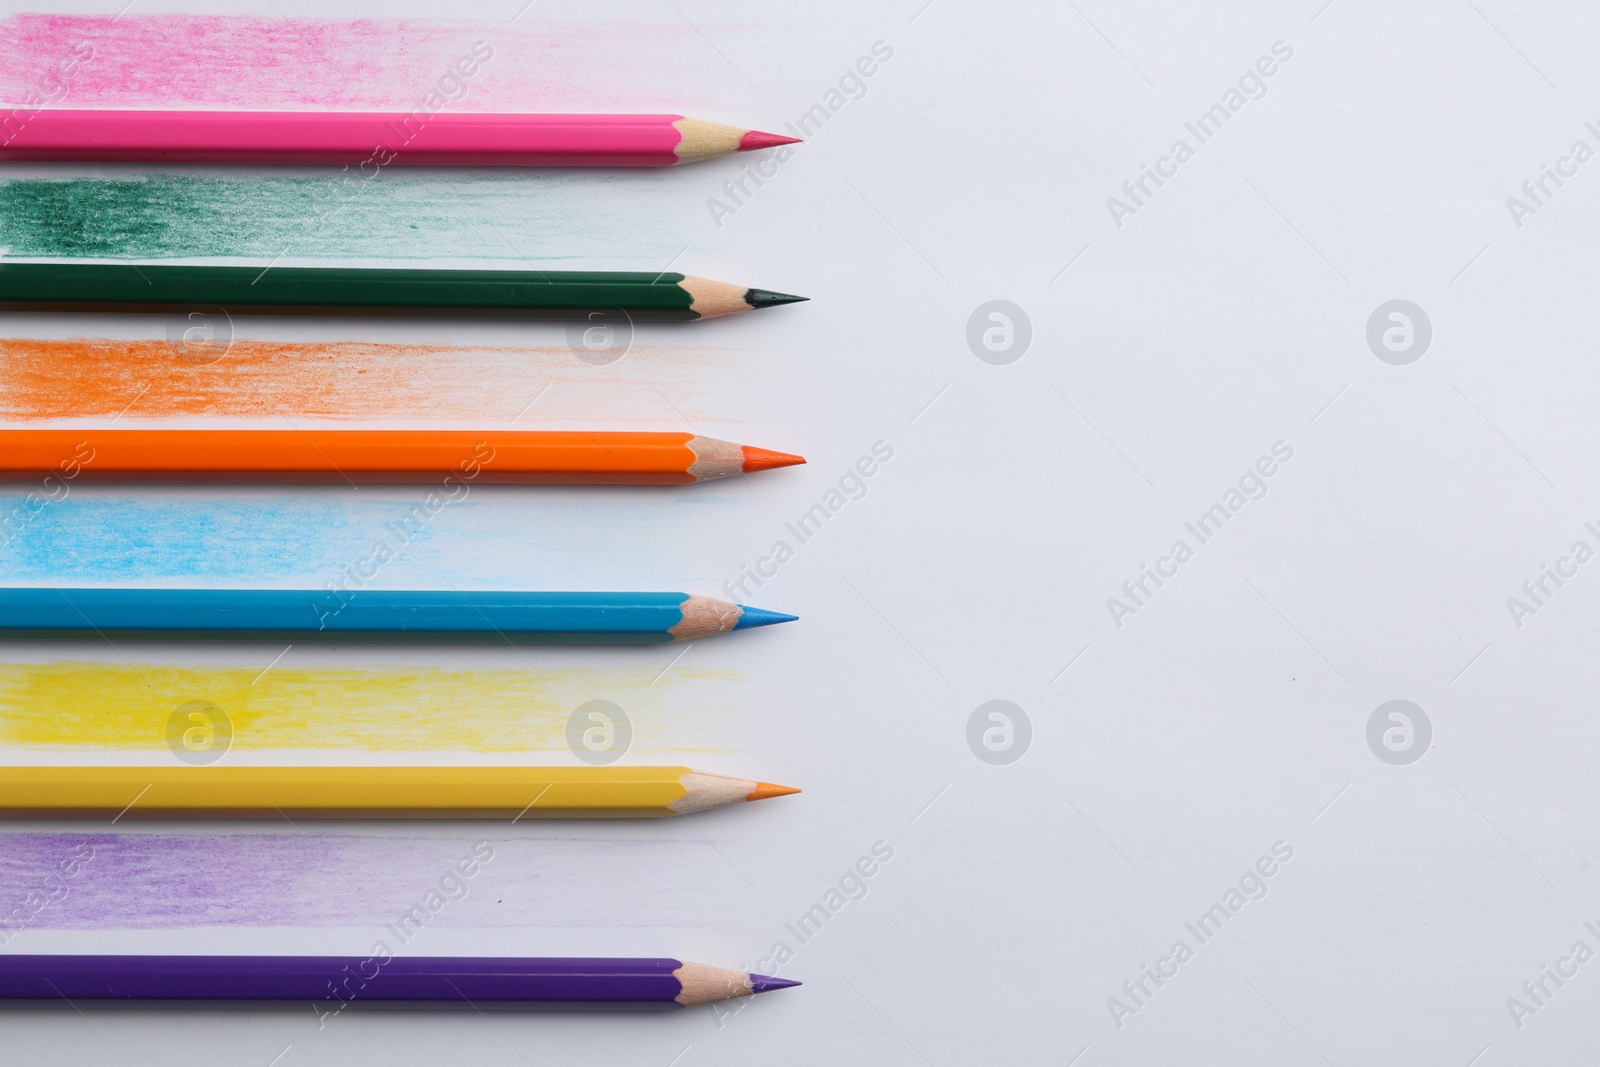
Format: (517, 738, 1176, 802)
(0, 429, 804, 485)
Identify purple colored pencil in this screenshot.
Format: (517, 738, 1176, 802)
(0, 955, 799, 1010)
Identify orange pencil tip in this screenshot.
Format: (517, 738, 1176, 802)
(739, 129, 803, 151)
(741, 446, 806, 473)
(747, 782, 802, 802)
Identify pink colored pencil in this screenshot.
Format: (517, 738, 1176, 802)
(0, 111, 799, 166)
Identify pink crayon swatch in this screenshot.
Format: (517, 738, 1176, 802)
(0, 13, 730, 112)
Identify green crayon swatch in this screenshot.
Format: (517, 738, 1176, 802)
(0, 173, 687, 261)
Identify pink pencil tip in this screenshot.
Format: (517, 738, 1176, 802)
(739, 129, 802, 151)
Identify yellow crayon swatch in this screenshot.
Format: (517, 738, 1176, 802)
(0, 662, 738, 754)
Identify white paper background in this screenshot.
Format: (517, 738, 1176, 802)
(3, 0, 1600, 1064)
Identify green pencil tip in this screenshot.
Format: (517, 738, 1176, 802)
(744, 288, 809, 310)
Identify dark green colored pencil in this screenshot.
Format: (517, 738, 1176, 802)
(0, 263, 807, 320)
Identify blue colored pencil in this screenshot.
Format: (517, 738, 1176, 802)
(0, 589, 795, 643)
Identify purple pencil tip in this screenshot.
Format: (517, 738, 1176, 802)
(750, 973, 802, 994)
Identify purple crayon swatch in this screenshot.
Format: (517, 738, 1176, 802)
(0, 833, 717, 931)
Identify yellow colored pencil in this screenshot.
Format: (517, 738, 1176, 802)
(0, 766, 799, 819)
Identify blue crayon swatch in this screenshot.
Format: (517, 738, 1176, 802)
(0, 491, 688, 586)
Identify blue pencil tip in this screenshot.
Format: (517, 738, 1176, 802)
(734, 606, 799, 630)
(749, 974, 802, 994)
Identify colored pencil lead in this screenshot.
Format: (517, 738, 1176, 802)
(732, 607, 801, 630)
(744, 288, 810, 309)
(747, 782, 804, 802)
(740, 446, 807, 473)
(738, 130, 803, 151)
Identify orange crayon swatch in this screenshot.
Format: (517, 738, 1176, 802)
(0, 337, 738, 421)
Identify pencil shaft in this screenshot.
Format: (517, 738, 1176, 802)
(0, 956, 700, 1005)
(0, 264, 706, 315)
(0, 589, 787, 643)
(0, 766, 706, 818)
(0, 112, 767, 166)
